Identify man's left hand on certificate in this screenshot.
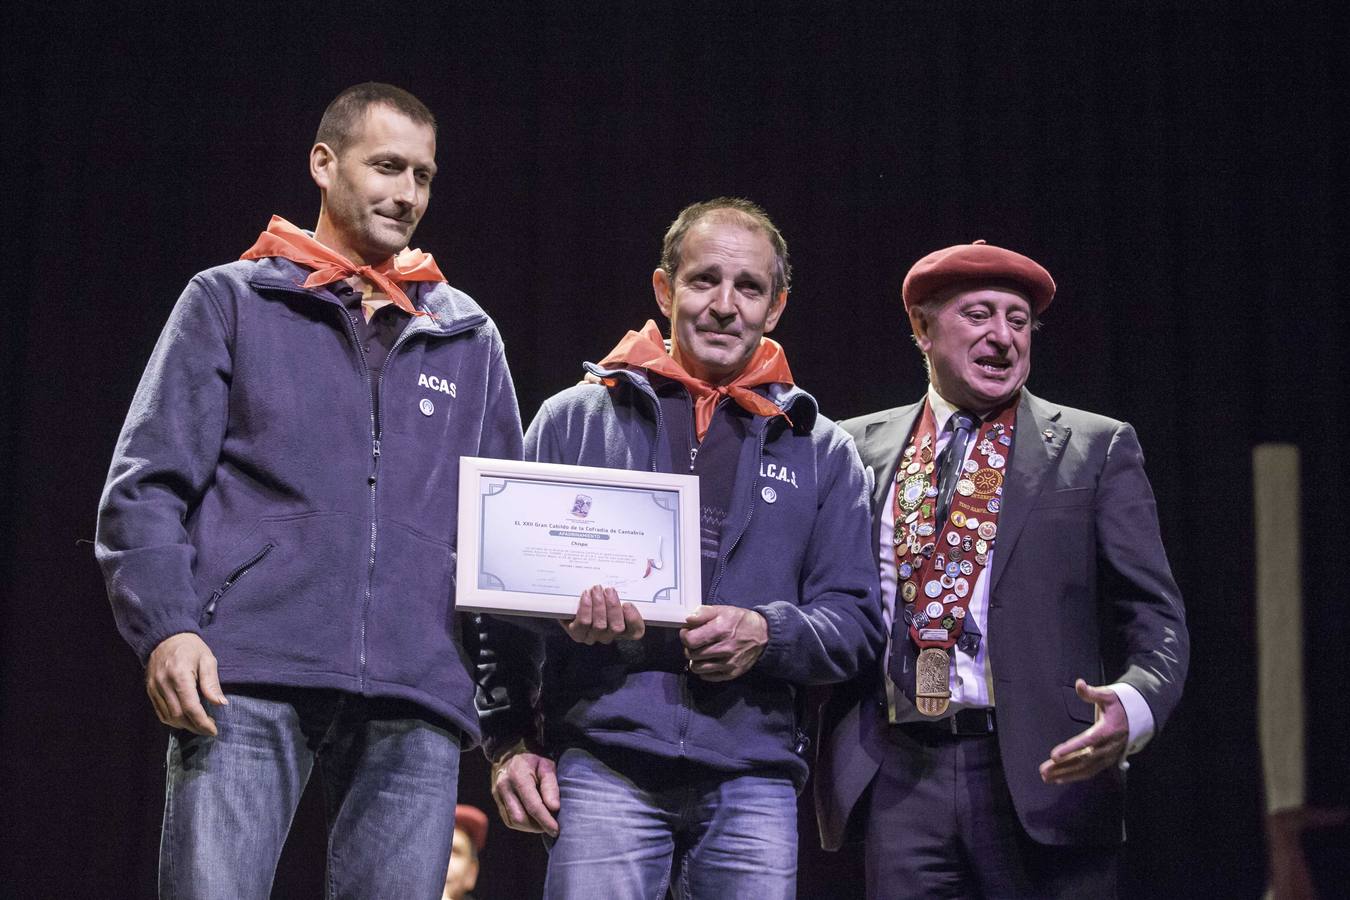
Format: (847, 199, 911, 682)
(559, 584, 647, 644)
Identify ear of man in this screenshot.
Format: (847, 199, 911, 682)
(652, 268, 674, 318)
(310, 142, 338, 192)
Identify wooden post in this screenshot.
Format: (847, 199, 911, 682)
(1254, 443, 1303, 816)
(1253, 445, 1347, 899)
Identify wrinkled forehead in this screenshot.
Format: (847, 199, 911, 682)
(689, 206, 769, 243)
(694, 207, 765, 234)
(682, 215, 773, 263)
(926, 282, 1034, 314)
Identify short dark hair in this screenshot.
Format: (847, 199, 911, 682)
(660, 198, 792, 298)
(315, 83, 436, 153)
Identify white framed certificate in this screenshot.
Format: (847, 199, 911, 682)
(456, 457, 702, 625)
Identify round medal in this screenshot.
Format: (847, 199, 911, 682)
(972, 468, 1003, 499)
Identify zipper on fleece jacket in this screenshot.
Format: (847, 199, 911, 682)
(678, 424, 769, 755)
(338, 309, 380, 692)
(201, 542, 275, 625)
(339, 301, 486, 691)
(706, 424, 768, 604)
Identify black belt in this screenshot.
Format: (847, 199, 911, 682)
(895, 707, 996, 737)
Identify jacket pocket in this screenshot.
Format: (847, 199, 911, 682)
(200, 542, 275, 625)
(364, 520, 457, 685)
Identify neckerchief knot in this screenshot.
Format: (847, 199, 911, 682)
(240, 215, 446, 316)
(598, 320, 795, 440)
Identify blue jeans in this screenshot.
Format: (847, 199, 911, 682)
(159, 686, 461, 900)
(544, 746, 797, 900)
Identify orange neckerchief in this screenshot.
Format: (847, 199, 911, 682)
(598, 320, 795, 440)
(240, 215, 446, 317)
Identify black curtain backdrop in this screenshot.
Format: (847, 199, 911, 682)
(3, 3, 1346, 898)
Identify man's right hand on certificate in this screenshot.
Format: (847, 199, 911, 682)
(559, 584, 647, 644)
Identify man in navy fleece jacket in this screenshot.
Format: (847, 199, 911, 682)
(477, 198, 883, 900)
(96, 83, 522, 899)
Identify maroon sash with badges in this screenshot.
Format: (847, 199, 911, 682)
(893, 400, 1016, 716)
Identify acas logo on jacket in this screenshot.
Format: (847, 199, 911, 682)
(418, 373, 456, 397)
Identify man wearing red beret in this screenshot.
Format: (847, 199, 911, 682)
(815, 241, 1189, 897)
(442, 805, 488, 900)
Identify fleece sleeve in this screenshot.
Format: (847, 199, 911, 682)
(95, 277, 233, 664)
(752, 429, 886, 685)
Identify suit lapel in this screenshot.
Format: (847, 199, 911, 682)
(859, 401, 923, 527)
(990, 391, 1071, 591)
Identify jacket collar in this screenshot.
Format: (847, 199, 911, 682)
(583, 361, 820, 433)
(245, 256, 487, 337)
(856, 401, 924, 516)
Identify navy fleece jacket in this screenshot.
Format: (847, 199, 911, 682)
(97, 257, 523, 741)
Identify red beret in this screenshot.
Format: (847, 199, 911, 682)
(455, 804, 489, 851)
(902, 240, 1055, 314)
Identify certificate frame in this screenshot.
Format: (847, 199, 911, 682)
(455, 456, 702, 625)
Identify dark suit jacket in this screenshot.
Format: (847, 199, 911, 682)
(814, 390, 1188, 848)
